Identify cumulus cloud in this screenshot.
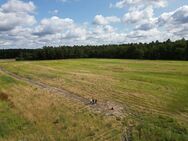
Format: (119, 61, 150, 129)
(158, 5, 188, 26)
(1, 0, 35, 13)
(0, 0, 36, 31)
(112, 0, 167, 8)
(93, 15, 120, 25)
(123, 6, 154, 24)
(157, 5, 188, 38)
(33, 16, 74, 36)
(64, 27, 87, 40)
(32, 16, 89, 46)
(127, 28, 160, 39)
(135, 22, 155, 31)
(0, 0, 37, 48)
(0, 12, 36, 31)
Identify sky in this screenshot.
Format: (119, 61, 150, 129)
(0, 0, 188, 48)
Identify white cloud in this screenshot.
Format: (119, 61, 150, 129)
(0, 12, 36, 31)
(93, 15, 120, 25)
(127, 28, 161, 40)
(123, 6, 154, 24)
(1, 0, 35, 13)
(112, 0, 167, 8)
(0, 0, 37, 48)
(135, 22, 155, 31)
(157, 5, 188, 38)
(32, 16, 89, 46)
(158, 5, 188, 26)
(0, 0, 36, 31)
(33, 16, 74, 36)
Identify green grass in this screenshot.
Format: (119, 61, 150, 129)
(0, 59, 188, 140)
(0, 74, 35, 140)
(0, 75, 17, 88)
(0, 101, 35, 139)
(129, 114, 188, 141)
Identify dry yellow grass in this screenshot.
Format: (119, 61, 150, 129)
(0, 72, 122, 141)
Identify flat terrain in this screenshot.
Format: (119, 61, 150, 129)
(0, 59, 188, 141)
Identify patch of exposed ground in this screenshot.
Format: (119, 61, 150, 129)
(0, 92, 15, 107)
(89, 101, 126, 118)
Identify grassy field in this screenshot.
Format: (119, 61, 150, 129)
(0, 59, 188, 141)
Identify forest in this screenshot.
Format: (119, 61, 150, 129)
(0, 39, 188, 60)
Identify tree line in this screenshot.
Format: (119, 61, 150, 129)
(0, 39, 188, 60)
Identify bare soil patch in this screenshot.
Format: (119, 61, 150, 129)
(0, 92, 9, 101)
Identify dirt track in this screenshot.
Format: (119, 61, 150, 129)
(0, 67, 125, 118)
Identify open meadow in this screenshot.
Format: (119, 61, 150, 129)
(0, 59, 188, 141)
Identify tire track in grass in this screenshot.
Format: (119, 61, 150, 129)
(0, 67, 126, 118)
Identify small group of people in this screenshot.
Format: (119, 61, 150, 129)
(90, 98, 97, 105)
(89, 98, 114, 111)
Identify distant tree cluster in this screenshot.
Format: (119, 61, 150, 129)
(0, 39, 188, 60)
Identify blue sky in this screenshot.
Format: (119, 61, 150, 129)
(0, 0, 188, 48)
